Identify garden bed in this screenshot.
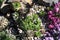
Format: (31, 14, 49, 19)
(0, 0, 60, 40)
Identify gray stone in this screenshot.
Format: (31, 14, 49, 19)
(43, 0, 58, 5)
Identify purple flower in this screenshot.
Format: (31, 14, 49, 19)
(57, 26, 60, 31)
(45, 37, 54, 40)
(45, 32, 51, 36)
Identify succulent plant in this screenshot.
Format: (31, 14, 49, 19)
(12, 2, 21, 11)
(0, 31, 16, 40)
(18, 13, 43, 37)
(0, 16, 9, 31)
(12, 12, 19, 21)
(22, 14, 42, 31)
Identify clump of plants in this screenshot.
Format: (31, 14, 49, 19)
(47, 2, 60, 29)
(0, 31, 16, 40)
(20, 13, 43, 37)
(22, 14, 41, 30)
(43, 2, 60, 40)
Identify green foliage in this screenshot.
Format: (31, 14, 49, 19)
(22, 14, 42, 31)
(18, 14, 42, 37)
(0, 31, 15, 40)
(47, 6, 54, 10)
(13, 12, 19, 21)
(35, 31, 41, 37)
(12, 2, 21, 11)
(39, 10, 46, 17)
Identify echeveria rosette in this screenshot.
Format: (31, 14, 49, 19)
(12, 2, 21, 11)
(12, 12, 19, 21)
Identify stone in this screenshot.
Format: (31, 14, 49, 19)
(8, 0, 32, 5)
(43, 0, 58, 5)
(8, 0, 20, 2)
(22, 0, 32, 5)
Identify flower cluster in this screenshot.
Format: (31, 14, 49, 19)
(44, 2, 60, 40)
(48, 2, 60, 29)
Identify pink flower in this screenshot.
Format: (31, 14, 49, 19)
(59, 24, 60, 26)
(48, 15, 52, 19)
(55, 7, 59, 12)
(53, 17, 58, 23)
(51, 17, 55, 20)
(54, 2, 60, 13)
(57, 2, 60, 7)
(56, 26, 60, 31)
(48, 24, 54, 29)
(55, 2, 60, 7)
(48, 11, 53, 15)
(57, 18, 60, 23)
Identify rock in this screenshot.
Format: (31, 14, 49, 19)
(8, 0, 20, 2)
(22, 0, 32, 5)
(43, 0, 58, 5)
(8, 0, 32, 5)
